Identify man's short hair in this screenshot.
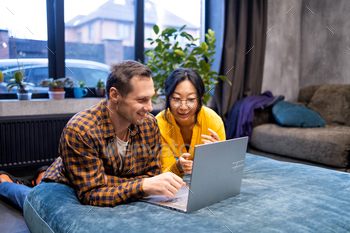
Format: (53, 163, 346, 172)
(106, 60, 152, 99)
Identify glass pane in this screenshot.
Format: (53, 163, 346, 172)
(144, 0, 203, 97)
(144, 0, 203, 53)
(64, 0, 135, 87)
(0, 0, 48, 93)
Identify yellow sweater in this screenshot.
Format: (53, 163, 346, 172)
(155, 106, 226, 178)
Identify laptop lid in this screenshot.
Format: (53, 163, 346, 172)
(186, 136, 248, 213)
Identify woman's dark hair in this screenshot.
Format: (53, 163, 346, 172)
(163, 68, 205, 125)
(106, 60, 152, 99)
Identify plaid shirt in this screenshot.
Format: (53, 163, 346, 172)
(42, 100, 161, 207)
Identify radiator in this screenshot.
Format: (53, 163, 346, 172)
(0, 114, 74, 171)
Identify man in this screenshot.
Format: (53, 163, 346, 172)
(0, 60, 185, 208)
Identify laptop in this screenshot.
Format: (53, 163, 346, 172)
(141, 136, 248, 213)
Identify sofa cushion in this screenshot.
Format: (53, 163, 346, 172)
(272, 101, 325, 127)
(307, 84, 350, 127)
(251, 123, 350, 168)
(298, 85, 322, 105)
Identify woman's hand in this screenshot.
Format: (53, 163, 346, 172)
(201, 128, 221, 144)
(176, 153, 193, 174)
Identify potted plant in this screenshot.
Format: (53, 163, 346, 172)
(0, 69, 36, 100)
(144, 25, 231, 104)
(39, 77, 73, 100)
(73, 80, 88, 98)
(95, 78, 106, 97)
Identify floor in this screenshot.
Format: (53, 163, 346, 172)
(0, 198, 30, 233)
(0, 166, 42, 233)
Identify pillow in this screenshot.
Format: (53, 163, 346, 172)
(272, 101, 325, 127)
(307, 84, 350, 127)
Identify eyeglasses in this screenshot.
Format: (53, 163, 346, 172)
(171, 97, 197, 108)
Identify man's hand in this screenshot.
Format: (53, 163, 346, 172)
(143, 172, 185, 198)
(177, 153, 193, 174)
(201, 128, 221, 144)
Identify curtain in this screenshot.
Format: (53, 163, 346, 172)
(214, 0, 268, 121)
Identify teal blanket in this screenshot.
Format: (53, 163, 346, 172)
(24, 153, 350, 233)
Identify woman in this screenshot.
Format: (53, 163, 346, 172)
(156, 68, 226, 177)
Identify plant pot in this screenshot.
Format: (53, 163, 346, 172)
(50, 88, 64, 92)
(17, 92, 32, 100)
(95, 87, 106, 98)
(74, 87, 88, 98)
(48, 91, 65, 100)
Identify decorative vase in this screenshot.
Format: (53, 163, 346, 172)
(95, 87, 105, 98)
(17, 92, 32, 100)
(48, 89, 65, 100)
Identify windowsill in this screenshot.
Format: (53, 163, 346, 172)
(0, 97, 165, 117)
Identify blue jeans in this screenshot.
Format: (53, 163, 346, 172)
(0, 182, 31, 210)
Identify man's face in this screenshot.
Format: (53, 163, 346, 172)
(116, 76, 154, 125)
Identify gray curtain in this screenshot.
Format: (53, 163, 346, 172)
(214, 0, 268, 121)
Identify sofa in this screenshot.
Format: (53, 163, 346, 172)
(250, 84, 350, 172)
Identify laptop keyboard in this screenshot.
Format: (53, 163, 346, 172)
(162, 193, 188, 208)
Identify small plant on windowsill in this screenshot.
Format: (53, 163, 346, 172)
(0, 69, 36, 100)
(143, 25, 231, 105)
(95, 78, 106, 98)
(39, 77, 73, 100)
(39, 77, 74, 91)
(0, 36, 36, 100)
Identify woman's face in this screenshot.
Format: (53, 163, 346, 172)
(169, 80, 198, 126)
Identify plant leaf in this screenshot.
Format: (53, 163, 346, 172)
(199, 60, 210, 72)
(153, 25, 159, 35)
(174, 49, 185, 57)
(187, 55, 197, 62)
(191, 47, 203, 55)
(203, 94, 211, 105)
(162, 28, 177, 36)
(7, 84, 16, 92)
(0, 70, 3, 83)
(14, 71, 23, 83)
(201, 42, 209, 52)
(219, 75, 232, 85)
(179, 25, 186, 31)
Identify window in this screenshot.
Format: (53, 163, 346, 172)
(77, 33, 82, 42)
(116, 23, 131, 40)
(88, 24, 95, 42)
(0, 0, 48, 94)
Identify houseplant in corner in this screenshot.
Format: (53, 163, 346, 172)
(95, 78, 106, 97)
(39, 77, 73, 100)
(144, 25, 231, 104)
(73, 80, 88, 99)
